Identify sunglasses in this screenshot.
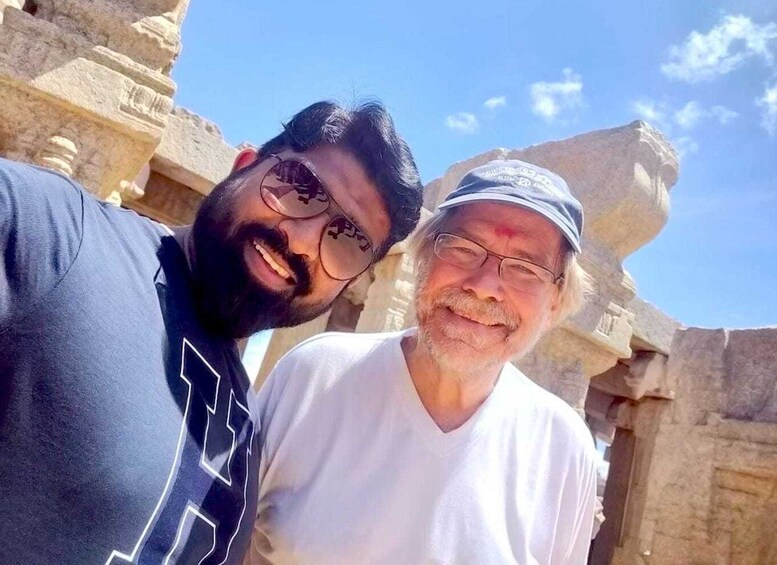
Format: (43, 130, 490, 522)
(259, 154, 374, 281)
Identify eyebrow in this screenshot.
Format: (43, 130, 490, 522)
(454, 225, 548, 266)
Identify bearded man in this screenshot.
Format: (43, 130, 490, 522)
(249, 159, 597, 564)
(0, 101, 423, 564)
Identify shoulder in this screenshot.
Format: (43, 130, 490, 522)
(501, 363, 596, 462)
(258, 331, 402, 406)
(265, 330, 401, 389)
(281, 330, 399, 366)
(0, 157, 85, 217)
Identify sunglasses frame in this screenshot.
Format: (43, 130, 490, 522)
(259, 154, 375, 281)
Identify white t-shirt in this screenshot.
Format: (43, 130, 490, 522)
(247, 330, 597, 565)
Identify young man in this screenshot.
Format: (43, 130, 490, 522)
(0, 101, 423, 564)
(251, 160, 597, 564)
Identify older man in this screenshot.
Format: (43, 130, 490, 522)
(249, 160, 597, 564)
(0, 101, 422, 564)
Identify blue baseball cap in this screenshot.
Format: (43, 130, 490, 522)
(438, 159, 583, 253)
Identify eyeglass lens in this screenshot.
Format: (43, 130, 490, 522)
(434, 233, 553, 289)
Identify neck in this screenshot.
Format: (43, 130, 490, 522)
(170, 225, 242, 349)
(401, 333, 502, 432)
(171, 225, 196, 273)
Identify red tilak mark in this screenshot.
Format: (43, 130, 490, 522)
(494, 226, 516, 238)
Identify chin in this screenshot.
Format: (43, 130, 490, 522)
(418, 322, 507, 373)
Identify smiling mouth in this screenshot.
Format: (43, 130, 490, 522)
(446, 307, 506, 328)
(252, 240, 295, 284)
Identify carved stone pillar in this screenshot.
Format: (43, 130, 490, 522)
(353, 207, 432, 333)
(355, 240, 417, 333)
(34, 133, 78, 177)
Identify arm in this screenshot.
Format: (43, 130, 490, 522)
(564, 455, 598, 563)
(0, 158, 84, 327)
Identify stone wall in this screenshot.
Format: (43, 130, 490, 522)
(0, 1, 189, 203)
(612, 327, 777, 565)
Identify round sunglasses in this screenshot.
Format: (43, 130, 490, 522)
(259, 154, 374, 281)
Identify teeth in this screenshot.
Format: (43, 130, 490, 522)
(253, 242, 292, 280)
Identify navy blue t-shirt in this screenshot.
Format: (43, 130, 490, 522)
(0, 158, 260, 564)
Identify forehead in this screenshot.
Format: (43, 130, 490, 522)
(444, 202, 563, 260)
(287, 145, 391, 246)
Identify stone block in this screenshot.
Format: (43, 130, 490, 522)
(723, 328, 777, 423)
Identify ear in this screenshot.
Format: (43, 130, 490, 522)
(232, 147, 259, 173)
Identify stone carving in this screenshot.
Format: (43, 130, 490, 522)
(34, 133, 78, 177)
(0, 0, 182, 199)
(356, 241, 418, 333)
(610, 328, 777, 564)
(120, 83, 173, 128)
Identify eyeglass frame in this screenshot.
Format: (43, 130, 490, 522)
(258, 153, 375, 281)
(433, 232, 564, 287)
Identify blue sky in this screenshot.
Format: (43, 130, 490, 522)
(172, 0, 777, 329)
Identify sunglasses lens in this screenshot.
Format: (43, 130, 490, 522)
(321, 217, 374, 280)
(261, 160, 329, 218)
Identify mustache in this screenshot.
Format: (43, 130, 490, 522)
(428, 288, 519, 331)
(233, 222, 313, 297)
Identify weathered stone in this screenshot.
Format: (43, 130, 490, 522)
(628, 296, 683, 355)
(0, 1, 184, 201)
(724, 328, 777, 423)
(610, 328, 777, 564)
(153, 106, 238, 195)
(124, 168, 203, 225)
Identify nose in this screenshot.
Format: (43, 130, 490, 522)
(278, 214, 330, 261)
(461, 256, 505, 302)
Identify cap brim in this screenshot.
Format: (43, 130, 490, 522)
(438, 193, 582, 253)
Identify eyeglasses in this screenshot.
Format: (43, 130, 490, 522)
(259, 154, 374, 281)
(433, 232, 562, 291)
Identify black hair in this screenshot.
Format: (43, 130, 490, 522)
(260, 100, 423, 258)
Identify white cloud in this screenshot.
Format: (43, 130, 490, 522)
(674, 101, 705, 129)
(445, 112, 479, 134)
(757, 83, 777, 135)
(530, 68, 583, 121)
(661, 15, 777, 82)
(674, 101, 739, 129)
(631, 99, 669, 128)
(483, 96, 507, 110)
(674, 136, 700, 157)
(632, 98, 738, 131)
(709, 105, 739, 124)
(629, 98, 738, 161)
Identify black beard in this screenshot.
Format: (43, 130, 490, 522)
(189, 172, 333, 338)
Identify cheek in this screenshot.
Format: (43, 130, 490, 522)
(301, 274, 347, 304)
(235, 191, 277, 224)
(422, 259, 466, 292)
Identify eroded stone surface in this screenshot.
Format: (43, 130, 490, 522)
(612, 327, 777, 565)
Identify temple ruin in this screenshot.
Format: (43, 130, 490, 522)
(1, 3, 775, 563)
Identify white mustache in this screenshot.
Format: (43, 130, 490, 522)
(430, 289, 519, 331)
